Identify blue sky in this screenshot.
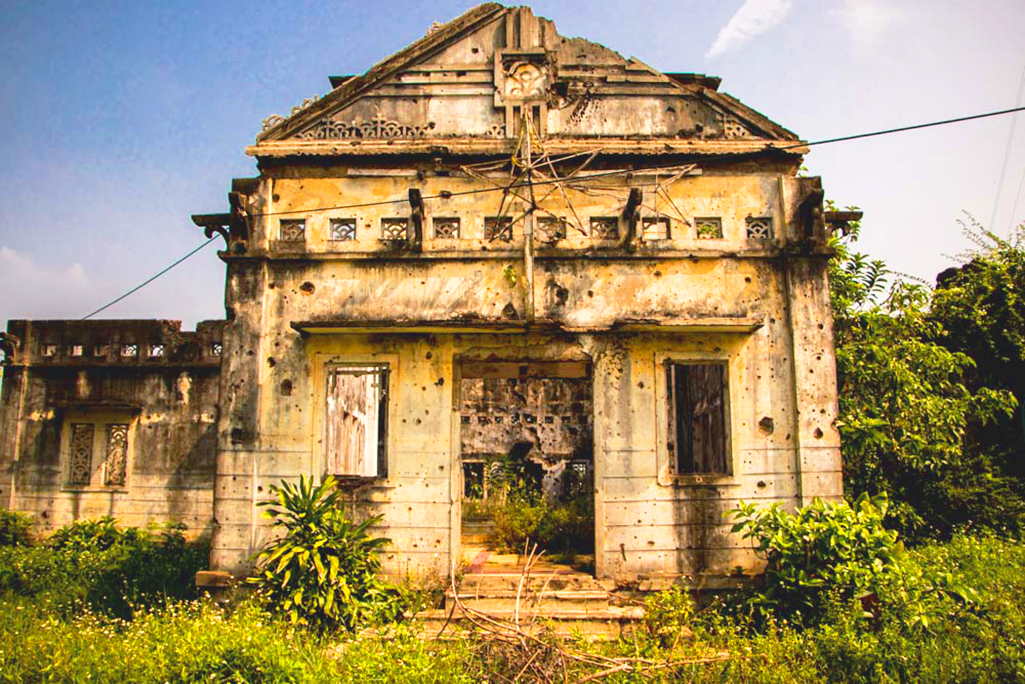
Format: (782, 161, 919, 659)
(1, 0, 1023, 328)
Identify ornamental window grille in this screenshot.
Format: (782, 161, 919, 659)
(641, 217, 670, 241)
(68, 424, 94, 485)
(148, 344, 164, 358)
(42, 344, 58, 357)
(279, 220, 306, 242)
(325, 364, 389, 478)
(484, 217, 513, 242)
(433, 217, 460, 239)
(666, 362, 729, 475)
(70, 345, 84, 357)
(211, 343, 223, 356)
(745, 216, 773, 239)
(94, 344, 110, 358)
(536, 216, 566, 244)
(329, 218, 357, 241)
(590, 217, 619, 240)
(104, 424, 129, 486)
(564, 461, 592, 498)
(381, 218, 409, 240)
(121, 344, 138, 358)
(695, 217, 723, 239)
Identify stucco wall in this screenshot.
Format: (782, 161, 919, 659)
(208, 167, 841, 580)
(0, 320, 223, 537)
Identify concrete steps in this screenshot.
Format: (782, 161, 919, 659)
(414, 568, 643, 639)
(417, 604, 645, 639)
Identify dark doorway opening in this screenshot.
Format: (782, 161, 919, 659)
(459, 360, 594, 574)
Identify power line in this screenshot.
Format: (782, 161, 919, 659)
(82, 104, 1025, 318)
(81, 237, 219, 320)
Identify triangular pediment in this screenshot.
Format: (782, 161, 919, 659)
(253, 4, 800, 155)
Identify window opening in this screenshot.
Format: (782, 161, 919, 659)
(329, 218, 357, 241)
(68, 423, 94, 485)
(695, 217, 723, 239)
(641, 217, 670, 241)
(666, 362, 728, 475)
(484, 216, 513, 242)
(42, 344, 58, 357)
(536, 216, 566, 244)
(121, 344, 138, 358)
(94, 344, 110, 358)
(148, 344, 164, 358)
(433, 217, 460, 239)
(211, 343, 222, 357)
(280, 219, 306, 242)
(381, 218, 409, 241)
(590, 217, 619, 239)
(745, 216, 773, 239)
(325, 364, 389, 478)
(104, 424, 129, 485)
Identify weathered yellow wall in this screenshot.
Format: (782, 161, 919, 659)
(209, 167, 841, 580)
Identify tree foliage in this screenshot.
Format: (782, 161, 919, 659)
(830, 209, 1021, 538)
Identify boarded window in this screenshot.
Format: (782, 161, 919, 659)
(666, 363, 728, 475)
(325, 364, 389, 478)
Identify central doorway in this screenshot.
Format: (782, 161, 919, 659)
(458, 360, 595, 574)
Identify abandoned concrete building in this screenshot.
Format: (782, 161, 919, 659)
(0, 3, 846, 594)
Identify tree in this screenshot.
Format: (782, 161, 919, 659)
(828, 209, 1019, 539)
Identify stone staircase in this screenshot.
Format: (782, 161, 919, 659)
(417, 566, 645, 639)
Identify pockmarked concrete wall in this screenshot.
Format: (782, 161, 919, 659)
(209, 167, 841, 580)
(0, 320, 223, 537)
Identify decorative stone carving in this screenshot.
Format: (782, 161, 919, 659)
(69, 424, 93, 485)
(433, 218, 460, 239)
(261, 96, 319, 133)
(483, 123, 507, 138)
(504, 62, 546, 101)
(104, 424, 129, 486)
(536, 217, 566, 244)
(484, 217, 513, 242)
(298, 115, 436, 140)
(590, 217, 619, 240)
(381, 218, 410, 240)
(746, 216, 774, 239)
(722, 117, 751, 139)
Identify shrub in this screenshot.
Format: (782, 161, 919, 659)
(644, 585, 694, 645)
(485, 474, 594, 558)
(0, 510, 33, 547)
(248, 475, 393, 631)
(0, 519, 207, 618)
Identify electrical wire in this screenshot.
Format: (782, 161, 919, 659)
(254, 105, 1025, 218)
(81, 104, 1025, 318)
(81, 237, 219, 320)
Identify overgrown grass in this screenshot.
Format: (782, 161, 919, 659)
(0, 533, 1021, 682)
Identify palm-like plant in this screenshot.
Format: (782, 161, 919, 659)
(248, 475, 390, 630)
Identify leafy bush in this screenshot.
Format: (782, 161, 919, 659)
(731, 494, 978, 627)
(248, 475, 394, 631)
(0, 510, 32, 547)
(47, 515, 129, 551)
(0, 519, 207, 618)
(644, 585, 694, 645)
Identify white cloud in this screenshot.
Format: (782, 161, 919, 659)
(705, 0, 794, 59)
(0, 246, 94, 322)
(831, 0, 905, 55)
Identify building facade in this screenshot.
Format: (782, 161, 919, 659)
(1, 4, 844, 583)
